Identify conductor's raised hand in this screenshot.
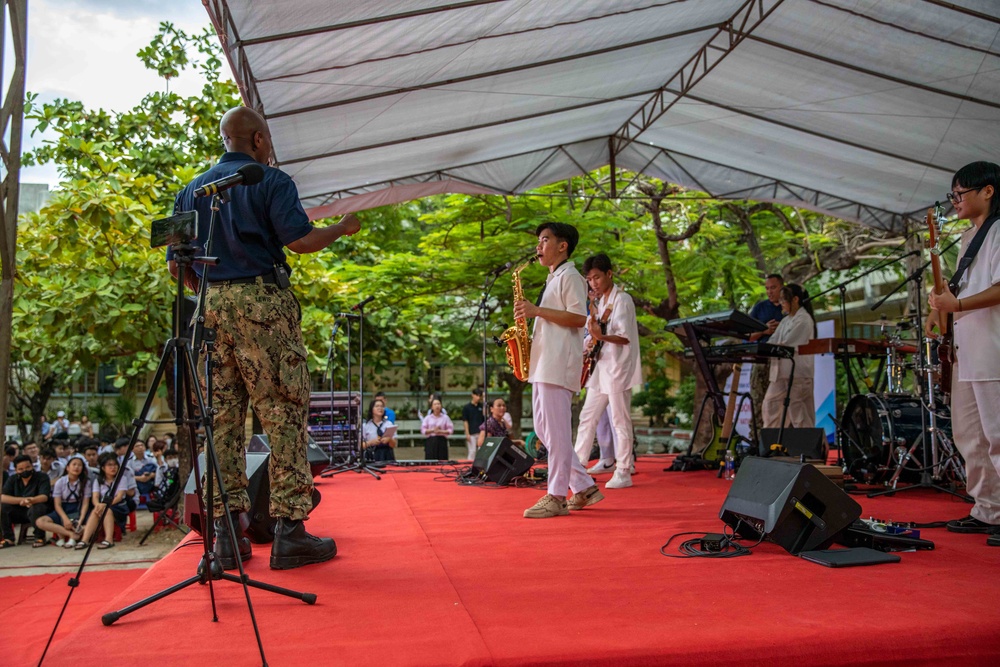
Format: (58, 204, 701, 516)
(339, 213, 362, 236)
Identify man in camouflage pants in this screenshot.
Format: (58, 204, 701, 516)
(170, 106, 361, 570)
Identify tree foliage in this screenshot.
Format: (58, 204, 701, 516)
(8, 24, 240, 439)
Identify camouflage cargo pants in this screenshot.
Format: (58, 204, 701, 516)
(203, 280, 314, 521)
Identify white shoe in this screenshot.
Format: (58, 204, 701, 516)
(63, 538, 76, 549)
(586, 459, 616, 475)
(56, 538, 66, 547)
(606, 470, 633, 489)
(630, 462, 636, 474)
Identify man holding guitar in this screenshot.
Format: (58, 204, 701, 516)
(573, 254, 642, 490)
(927, 161, 1000, 547)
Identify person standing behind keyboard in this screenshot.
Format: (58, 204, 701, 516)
(168, 106, 361, 571)
(761, 283, 815, 429)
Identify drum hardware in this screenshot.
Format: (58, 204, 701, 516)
(863, 235, 971, 502)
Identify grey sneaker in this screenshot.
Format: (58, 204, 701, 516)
(586, 459, 615, 475)
(523, 494, 570, 518)
(606, 470, 633, 489)
(567, 485, 605, 511)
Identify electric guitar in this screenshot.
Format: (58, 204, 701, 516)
(927, 205, 953, 400)
(580, 306, 610, 387)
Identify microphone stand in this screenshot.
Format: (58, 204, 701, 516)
(807, 249, 920, 395)
(470, 271, 503, 425)
(324, 300, 382, 479)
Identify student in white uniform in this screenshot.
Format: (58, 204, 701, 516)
(927, 161, 1000, 547)
(761, 283, 816, 429)
(514, 222, 601, 518)
(573, 253, 642, 490)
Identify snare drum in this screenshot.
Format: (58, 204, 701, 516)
(841, 394, 950, 484)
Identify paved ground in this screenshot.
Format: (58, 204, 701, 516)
(0, 508, 183, 578)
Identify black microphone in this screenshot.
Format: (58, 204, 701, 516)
(351, 295, 375, 311)
(491, 260, 517, 276)
(194, 163, 265, 198)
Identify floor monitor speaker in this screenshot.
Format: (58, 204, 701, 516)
(184, 450, 269, 538)
(474, 436, 534, 486)
(759, 427, 827, 459)
(183, 444, 321, 543)
(719, 457, 861, 554)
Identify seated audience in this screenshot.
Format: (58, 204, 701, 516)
(79, 415, 95, 439)
(128, 438, 160, 498)
(39, 447, 64, 484)
(362, 398, 397, 462)
(152, 448, 180, 499)
(77, 452, 130, 550)
(35, 458, 90, 548)
(81, 442, 101, 478)
(1, 455, 52, 548)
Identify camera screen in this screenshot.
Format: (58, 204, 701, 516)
(150, 210, 198, 249)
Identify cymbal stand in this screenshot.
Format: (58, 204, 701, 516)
(867, 271, 970, 502)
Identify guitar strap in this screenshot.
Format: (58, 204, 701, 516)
(949, 214, 998, 295)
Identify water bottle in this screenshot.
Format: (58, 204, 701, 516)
(724, 450, 735, 481)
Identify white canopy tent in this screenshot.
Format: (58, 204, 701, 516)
(203, 0, 1000, 231)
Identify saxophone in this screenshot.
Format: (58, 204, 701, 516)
(500, 258, 536, 381)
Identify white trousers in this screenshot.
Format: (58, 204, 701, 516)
(574, 387, 633, 473)
(466, 435, 477, 461)
(533, 382, 593, 497)
(596, 409, 615, 461)
(762, 377, 815, 428)
(951, 358, 1000, 524)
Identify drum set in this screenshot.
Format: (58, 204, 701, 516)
(838, 316, 967, 496)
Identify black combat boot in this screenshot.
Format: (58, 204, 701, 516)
(214, 512, 252, 571)
(269, 518, 336, 570)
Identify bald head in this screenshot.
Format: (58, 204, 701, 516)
(220, 106, 273, 165)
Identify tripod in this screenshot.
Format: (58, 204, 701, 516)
(322, 299, 383, 479)
(96, 215, 315, 662)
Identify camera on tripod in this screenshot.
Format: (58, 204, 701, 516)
(150, 210, 198, 249)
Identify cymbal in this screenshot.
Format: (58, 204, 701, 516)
(859, 318, 914, 328)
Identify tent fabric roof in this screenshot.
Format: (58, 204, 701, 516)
(205, 0, 1000, 230)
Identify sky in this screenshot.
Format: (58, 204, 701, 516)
(14, 0, 222, 187)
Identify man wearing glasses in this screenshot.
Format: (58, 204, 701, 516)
(928, 161, 1000, 548)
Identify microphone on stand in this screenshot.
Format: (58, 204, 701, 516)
(490, 251, 536, 276)
(351, 295, 376, 311)
(194, 163, 265, 198)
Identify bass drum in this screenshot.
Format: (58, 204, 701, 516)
(841, 394, 951, 485)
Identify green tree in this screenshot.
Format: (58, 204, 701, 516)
(8, 23, 240, 440)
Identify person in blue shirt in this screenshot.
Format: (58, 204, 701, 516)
(168, 106, 361, 571)
(747, 273, 785, 433)
(374, 391, 396, 423)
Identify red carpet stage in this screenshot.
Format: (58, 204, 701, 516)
(11, 458, 1000, 666)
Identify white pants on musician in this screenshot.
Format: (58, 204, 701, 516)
(951, 357, 1000, 525)
(574, 388, 633, 473)
(762, 377, 815, 428)
(533, 382, 593, 497)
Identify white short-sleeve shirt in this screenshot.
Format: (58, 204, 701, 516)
(528, 261, 587, 392)
(586, 285, 642, 394)
(953, 220, 1000, 381)
(768, 307, 815, 382)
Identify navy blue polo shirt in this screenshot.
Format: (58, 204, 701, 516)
(167, 152, 313, 281)
(749, 299, 784, 342)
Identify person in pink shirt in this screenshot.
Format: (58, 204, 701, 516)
(421, 399, 454, 460)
